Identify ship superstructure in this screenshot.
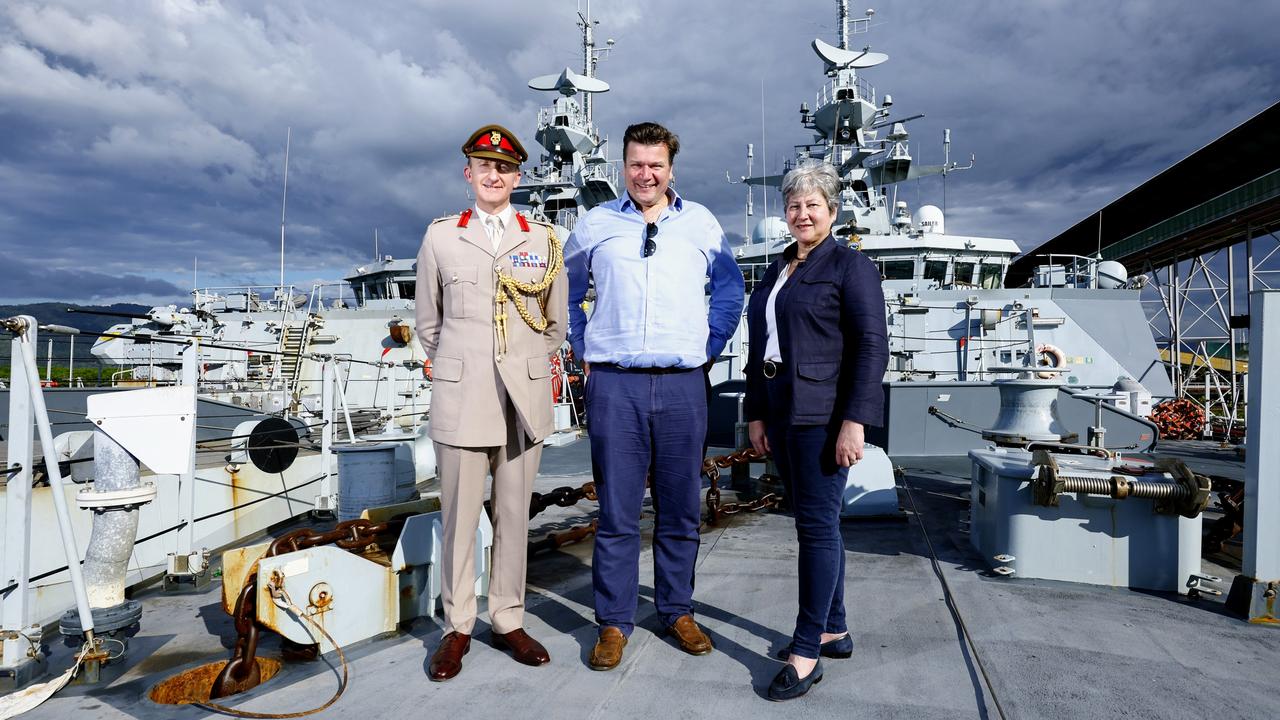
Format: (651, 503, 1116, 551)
(715, 3, 1173, 454)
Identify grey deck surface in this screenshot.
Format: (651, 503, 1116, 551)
(13, 440, 1277, 719)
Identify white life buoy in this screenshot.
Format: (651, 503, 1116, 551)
(1035, 343, 1066, 379)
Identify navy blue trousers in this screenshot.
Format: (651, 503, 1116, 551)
(587, 365, 707, 635)
(767, 421, 849, 659)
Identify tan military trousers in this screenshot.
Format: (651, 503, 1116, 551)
(435, 418, 542, 635)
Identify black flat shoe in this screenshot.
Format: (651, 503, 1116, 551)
(767, 660, 824, 701)
(776, 634, 853, 659)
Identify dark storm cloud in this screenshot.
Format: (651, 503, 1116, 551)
(6, 256, 186, 300)
(1, 0, 1276, 302)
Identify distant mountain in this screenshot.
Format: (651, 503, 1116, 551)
(0, 302, 162, 364)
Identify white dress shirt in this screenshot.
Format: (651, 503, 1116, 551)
(763, 264, 791, 362)
(473, 204, 514, 252)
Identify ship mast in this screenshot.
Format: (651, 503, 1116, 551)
(578, 1, 612, 123)
(838, 0, 849, 50)
(580, 2, 596, 122)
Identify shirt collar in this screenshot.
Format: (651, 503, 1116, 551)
(473, 203, 515, 228)
(619, 187, 683, 215)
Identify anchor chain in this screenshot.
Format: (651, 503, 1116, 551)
(528, 482, 598, 519)
(702, 449, 781, 526)
(1150, 398, 1206, 440)
(211, 518, 404, 700)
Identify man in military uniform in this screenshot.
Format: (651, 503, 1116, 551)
(415, 124, 568, 681)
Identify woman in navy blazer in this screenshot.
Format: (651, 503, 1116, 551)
(744, 163, 889, 701)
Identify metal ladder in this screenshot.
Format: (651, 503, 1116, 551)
(279, 323, 308, 392)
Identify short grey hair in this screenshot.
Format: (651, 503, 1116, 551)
(780, 163, 841, 213)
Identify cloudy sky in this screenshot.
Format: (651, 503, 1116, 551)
(1, 0, 1275, 303)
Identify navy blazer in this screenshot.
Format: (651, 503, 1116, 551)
(744, 236, 889, 427)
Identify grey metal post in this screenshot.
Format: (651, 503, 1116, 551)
(319, 359, 334, 508)
(1233, 290, 1280, 624)
(13, 319, 95, 637)
(1247, 223, 1255, 293)
(1228, 245, 1239, 438)
(178, 339, 198, 556)
(1, 321, 42, 682)
(1171, 258, 1183, 397)
(336, 362, 356, 441)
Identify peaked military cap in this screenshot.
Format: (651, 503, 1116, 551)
(462, 124, 528, 165)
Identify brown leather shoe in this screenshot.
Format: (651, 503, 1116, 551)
(428, 632, 471, 681)
(588, 626, 627, 671)
(667, 615, 712, 655)
(493, 628, 550, 666)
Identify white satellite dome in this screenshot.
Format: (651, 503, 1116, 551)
(1097, 260, 1128, 289)
(913, 205, 945, 234)
(751, 216, 790, 245)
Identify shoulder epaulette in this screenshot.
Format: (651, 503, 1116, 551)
(429, 211, 465, 226)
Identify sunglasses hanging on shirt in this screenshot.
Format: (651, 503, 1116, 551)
(642, 222, 659, 258)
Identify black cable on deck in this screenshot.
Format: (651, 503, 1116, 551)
(898, 468, 1009, 720)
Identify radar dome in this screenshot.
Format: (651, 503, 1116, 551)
(1097, 260, 1128, 289)
(751, 216, 790, 245)
(913, 205, 945, 234)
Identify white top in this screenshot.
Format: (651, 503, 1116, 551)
(763, 264, 791, 362)
(473, 204, 514, 252)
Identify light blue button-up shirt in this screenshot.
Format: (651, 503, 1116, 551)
(566, 189, 745, 369)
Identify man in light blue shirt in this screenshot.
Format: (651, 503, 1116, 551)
(565, 121, 744, 670)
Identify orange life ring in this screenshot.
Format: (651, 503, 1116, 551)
(1035, 343, 1066, 379)
(422, 357, 432, 381)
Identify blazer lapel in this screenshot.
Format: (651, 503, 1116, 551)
(459, 220, 495, 257)
(494, 220, 530, 259)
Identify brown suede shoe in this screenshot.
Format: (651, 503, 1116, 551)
(493, 628, 550, 666)
(666, 615, 712, 655)
(588, 626, 628, 671)
(428, 631, 471, 681)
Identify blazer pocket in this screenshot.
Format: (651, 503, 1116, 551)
(440, 265, 478, 318)
(431, 355, 463, 382)
(795, 277, 839, 306)
(527, 355, 551, 379)
(797, 361, 839, 381)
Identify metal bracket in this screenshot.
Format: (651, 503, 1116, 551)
(75, 483, 158, 512)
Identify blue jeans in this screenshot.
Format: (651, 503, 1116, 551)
(587, 365, 707, 635)
(767, 422, 849, 659)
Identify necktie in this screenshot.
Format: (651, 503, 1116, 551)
(486, 216, 504, 251)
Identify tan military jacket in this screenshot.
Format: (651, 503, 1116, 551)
(414, 210, 568, 447)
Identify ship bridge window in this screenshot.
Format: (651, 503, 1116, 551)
(852, 179, 870, 208)
(954, 262, 976, 286)
(353, 286, 364, 304)
(924, 261, 948, 285)
(979, 263, 1004, 289)
(555, 115, 568, 126)
(396, 281, 416, 299)
(881, 260, 914, 280)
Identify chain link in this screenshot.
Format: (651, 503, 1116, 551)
(528, 481, 597, 519)
(702, 449, 781, 526)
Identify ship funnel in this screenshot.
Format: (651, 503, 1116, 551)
(528, 67, 610, 96)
